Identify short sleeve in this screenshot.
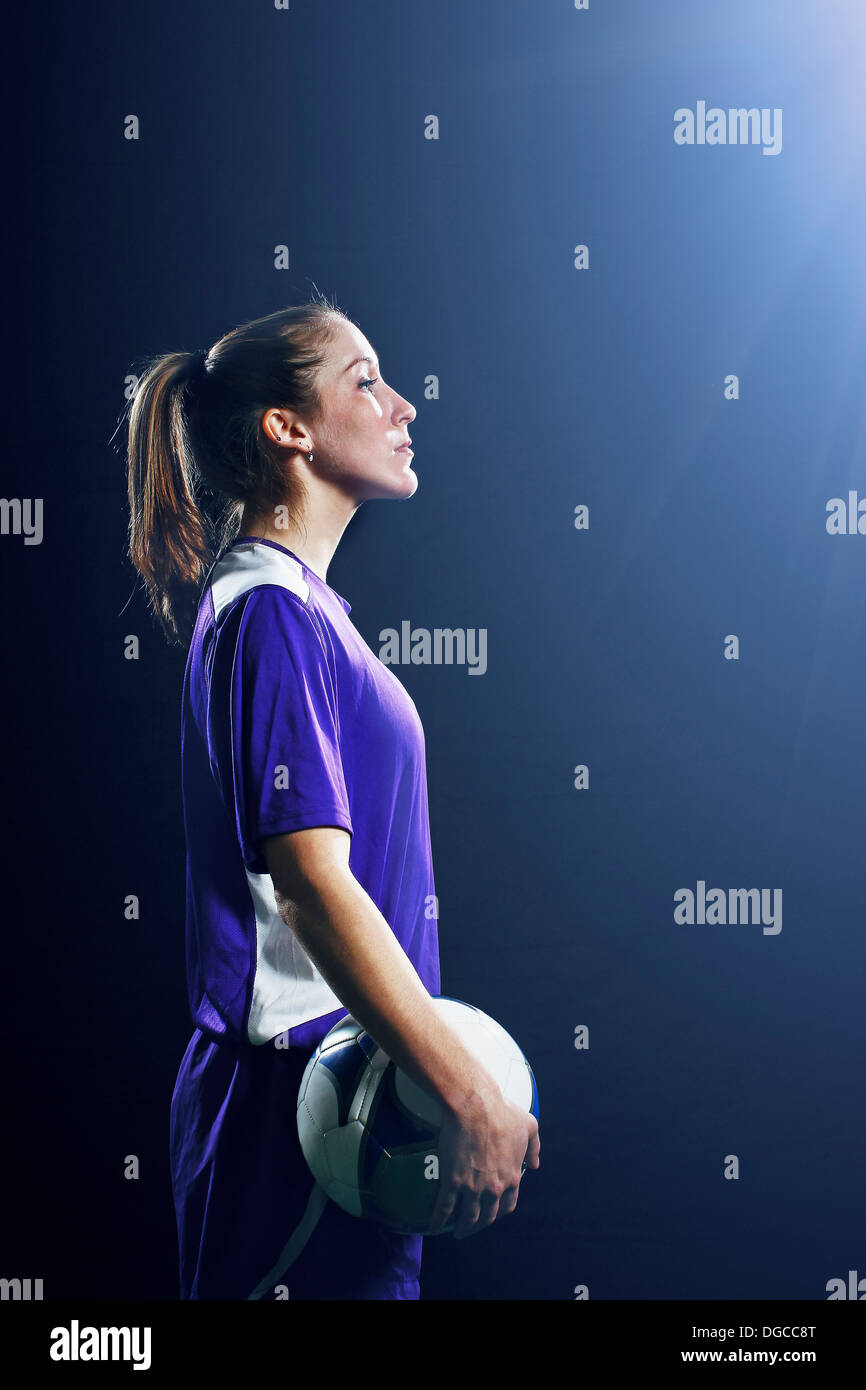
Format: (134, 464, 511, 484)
(207, 586, 353, 875)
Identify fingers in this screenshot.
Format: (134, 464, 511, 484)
(427, 1183, 459, 1235)
(526, 1124, 541, 1170)
(453, 1188, 500, 1239)
(435, 1175, 527, 1238)
(497, 1184, 519, 1218)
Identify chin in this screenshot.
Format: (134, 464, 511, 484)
(358, 463, 418, 502)
(399, 478, 419, 504)
(377, 470, 418, 501)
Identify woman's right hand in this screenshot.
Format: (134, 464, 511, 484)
(262, 827, 541, 1241)
(427, 1082, 540, 1238)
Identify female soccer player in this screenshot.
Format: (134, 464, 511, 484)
(125, 297, 539, 1300)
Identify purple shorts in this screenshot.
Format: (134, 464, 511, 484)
(169, 1025, 424, 1300)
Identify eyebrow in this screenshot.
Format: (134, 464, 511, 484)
(343, 354, 379, 373)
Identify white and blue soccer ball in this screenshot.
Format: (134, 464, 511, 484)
(296, 995, 539, 1235)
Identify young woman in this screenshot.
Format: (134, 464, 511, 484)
(126, 297, 539, 1300)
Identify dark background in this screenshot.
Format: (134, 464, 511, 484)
(2, 0, 865, 1299)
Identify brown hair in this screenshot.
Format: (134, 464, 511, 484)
(125, 293, 348, 646)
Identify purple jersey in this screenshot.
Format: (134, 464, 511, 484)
(171, 536, 441, 1299)
(180, 535, 441, 1046)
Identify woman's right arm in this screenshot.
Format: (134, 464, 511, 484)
(263, 824, 540, 1239)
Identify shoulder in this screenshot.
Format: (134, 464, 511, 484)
(207, 549, 335, 673)
(209, 541, 311, 619)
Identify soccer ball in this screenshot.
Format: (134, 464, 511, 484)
(296, 995, 539, 1236)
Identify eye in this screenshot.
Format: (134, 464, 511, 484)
(359, 377, 379, 391)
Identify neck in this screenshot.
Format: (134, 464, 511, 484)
(237, 500, 358, 585)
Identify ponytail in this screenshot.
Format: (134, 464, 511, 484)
(126, 352, 218, 646)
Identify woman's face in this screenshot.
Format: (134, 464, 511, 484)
(304, 318, 418, 502)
